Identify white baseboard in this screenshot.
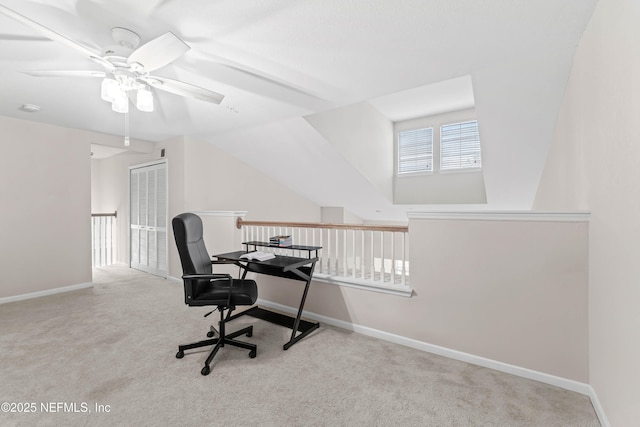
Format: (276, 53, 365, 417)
(0, 282, 94, 305)
(588, 385, 610, 427)
(256, 298, 592, 396)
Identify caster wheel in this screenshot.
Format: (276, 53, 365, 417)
(206, 331, 215, 338)
(176, 351, 184, 359)
(201, 366, 210, 376)
(249, 350, 256, 358)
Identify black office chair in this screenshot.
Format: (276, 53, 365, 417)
(172, 212, 257, 375)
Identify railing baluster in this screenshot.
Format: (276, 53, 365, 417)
(360, 230, 365, 280)
(380, 232, 384, 283)
(391, 231, 396, 285)
(401, 232, 406, 286)
(99, 217, 104, 266)
(332, 230, 340, 276)
(91, 219, 96, 267)
(369, 230, 374, 281)
(100, 218, 107, 265)
(102, 217, 107, 266)
(335, 229, 339, 276)
(342, 229, 347, 277)
(351, 230, 356, 279)
(107, 216, 112, 265)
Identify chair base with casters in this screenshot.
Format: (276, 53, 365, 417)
(176, 307, 256, 376)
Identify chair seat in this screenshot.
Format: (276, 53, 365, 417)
(190, 279, 257, 306)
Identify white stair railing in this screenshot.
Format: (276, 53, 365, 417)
(91, 212, 117, 267)
(237, 219, 410, 295)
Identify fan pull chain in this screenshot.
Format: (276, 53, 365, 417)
(124, 111, 130, 146)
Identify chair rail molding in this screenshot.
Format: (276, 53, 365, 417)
(191, 210, 247, 218)
(407, 210, 590, 222)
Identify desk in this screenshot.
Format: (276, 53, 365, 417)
(213, 247, 320, 350)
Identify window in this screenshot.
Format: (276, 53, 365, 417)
(440, 120, 481, 171)
(397, 127, 433, 174)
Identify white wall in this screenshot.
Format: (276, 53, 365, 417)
(472, 48, 575, 209)
(534, 0, 640, 423)
(304, 102, 394, 201)
(182, 136, 321, 222)
(0, 116, 92, 298)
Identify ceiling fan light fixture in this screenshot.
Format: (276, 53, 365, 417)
(136, 87, 154, 112)
(111, 89, 129, 113)
(101, 76, 119, 102)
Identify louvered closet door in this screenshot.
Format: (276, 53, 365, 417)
(130, 161, 168, 278)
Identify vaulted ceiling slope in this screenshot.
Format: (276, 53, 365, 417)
(0, 0, 598, 220)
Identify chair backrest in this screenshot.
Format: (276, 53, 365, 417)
(172, 213, 212, 303)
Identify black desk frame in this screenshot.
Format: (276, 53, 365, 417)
(214, 243, 321, 350)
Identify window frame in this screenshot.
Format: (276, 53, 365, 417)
(396, 126, 434, 176)
(439, 119, 482, 172)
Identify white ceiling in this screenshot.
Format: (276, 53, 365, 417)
(370, 75, 475, 123)
(0, 0, 598, 220)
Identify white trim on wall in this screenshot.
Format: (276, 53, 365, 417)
(0, 282, 93, 305)
(256, 298, 592, 395)
(312, 273, 412, 297)
(191, 211, 248, 218)
(588, 386, 611, 427)
(407, 210, 590, 222)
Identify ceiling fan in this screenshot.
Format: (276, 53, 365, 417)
(0, 4, 225, 117)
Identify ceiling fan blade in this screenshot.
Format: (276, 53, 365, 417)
(183, 50, 336, 111)
(141, 76, 224, 104)
(0, 33, 50, 42)
(0, 5, 111, 70)
(23, 70, 106, 78)
(127, 32, 190, 72)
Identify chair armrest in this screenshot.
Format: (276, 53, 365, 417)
(182, 273, 232, 281)
(182, 273, 234, 307)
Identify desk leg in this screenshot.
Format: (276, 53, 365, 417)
(284, 262, 318, 350)
(229, 260, 320, 350)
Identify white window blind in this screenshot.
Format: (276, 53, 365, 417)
(398, 127, 433, 174)
(440, 120, 481, 171)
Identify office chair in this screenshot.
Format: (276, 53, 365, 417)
(172, 212, 258, 375)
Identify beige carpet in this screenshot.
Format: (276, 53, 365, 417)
(0, 266, 599, 426)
